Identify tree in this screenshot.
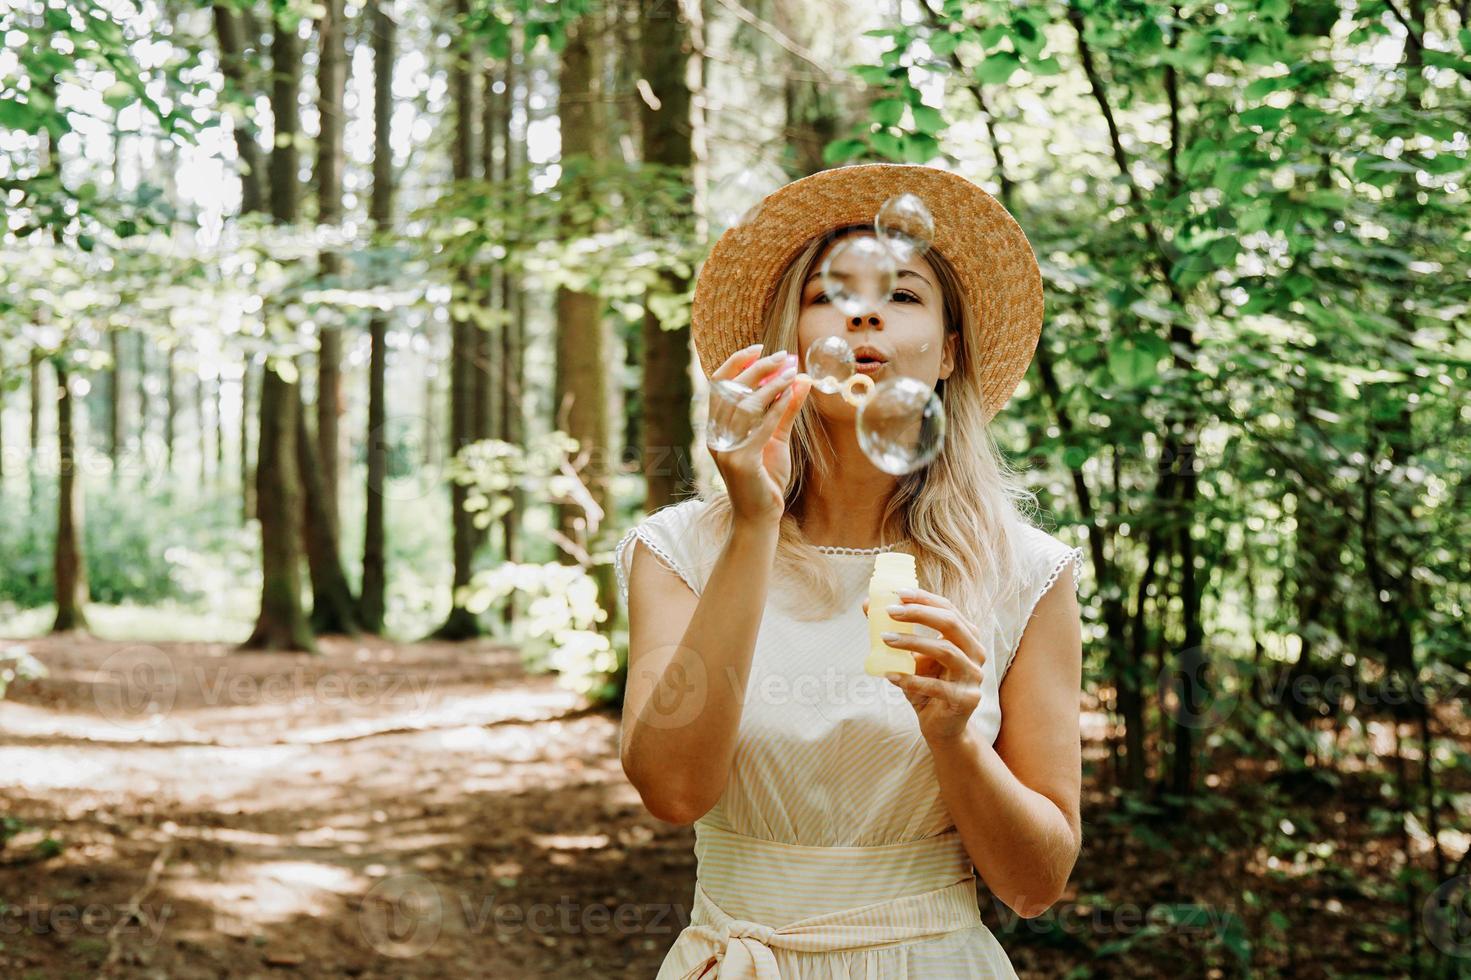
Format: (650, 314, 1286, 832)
(243, 2, 314, 652)
(358, 0, 396, 635)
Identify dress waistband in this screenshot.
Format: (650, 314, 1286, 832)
(677, 821, 984, 979)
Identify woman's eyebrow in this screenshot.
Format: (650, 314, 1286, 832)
(803, 269, 935, 288)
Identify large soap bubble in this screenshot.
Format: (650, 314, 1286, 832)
(856, 376, 946, 474)
(874, 193, 935, 261)
(819, 236, 898, 317)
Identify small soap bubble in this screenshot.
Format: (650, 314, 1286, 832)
(856, 376, 947, 474)
(819, 236, 898, 317)
(804, 335, 856, 395)
(874, 193, 935, 261)
(706, 379, 763, 451)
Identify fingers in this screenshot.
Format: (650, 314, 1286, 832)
(770, 375, 811, 444)
(713, 343, 764, 382)
(879, 632, 983, 676)
(886, 600, 984, 659)
(739, 350, 797, 389)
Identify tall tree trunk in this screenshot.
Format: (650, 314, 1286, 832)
(134, 334, 148, 465)
(638, 0, 699, 514)
(29, 348, 40, 506)
(243, 1, 314, 652)
(51, 362, 90, 633)
(165, 345, 177, 472)
(108, 329, 122, 480)
(296, 380, 359, 634)
(293, 0, 358, 632)
(211, 0, 266, 214)
(358, 0, 395, 635)
(314, 0, 346, 535)
(554, 14, 613, 616)
(240, 354, 256, 522)
(431, 0, 482, 640)
(497, 32, 525, 628)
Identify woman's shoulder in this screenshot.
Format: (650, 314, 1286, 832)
(615, 495, 725, 604)
(1008, 516, 1085, 594)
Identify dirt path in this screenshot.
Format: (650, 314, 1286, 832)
(0, 637, 694, 978)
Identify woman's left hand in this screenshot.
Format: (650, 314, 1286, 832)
(864, 588, 987, 744)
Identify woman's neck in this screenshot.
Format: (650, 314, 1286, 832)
(798, 428, 902, 548)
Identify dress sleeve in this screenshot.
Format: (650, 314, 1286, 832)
(614, 499, 719, 610)
(997, 527, 1085, 683)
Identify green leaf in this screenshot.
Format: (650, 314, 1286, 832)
(0, 97, 39, 134)
(870, 129, 903, 160)
(1461, 28, 1471, 53)
(901, 133, 940, 163)
(1244, 75, 1293, 101)
(1029, 56, 1062, 76)
(930, 30, 960, 57)
(871, 98, 906, 127)
(1238, 106, 1286, 130)
(911, 104, 945, 134)
(822, 138, 868, 165)
(977, 51, 1021, 85)
(1108, 338, 1160, 389)
(102, 82, 133, 111)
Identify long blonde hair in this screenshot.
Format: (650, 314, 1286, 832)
(691, 226, 1041, 623)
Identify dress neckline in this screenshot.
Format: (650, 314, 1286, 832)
(812, 542, 901, 556)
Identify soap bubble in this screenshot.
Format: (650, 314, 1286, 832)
(706, 379, 764, 451)
(803, 335, 856, 395)
(874, 193, 935, 261)
(819, 236, 897, 317)
(856, 376, 946, 474)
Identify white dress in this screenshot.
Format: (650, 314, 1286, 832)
(615, 497, 1084, 979)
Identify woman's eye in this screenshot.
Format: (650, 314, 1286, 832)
(892, 290, 920, 303)
(811, 292, 829, 304)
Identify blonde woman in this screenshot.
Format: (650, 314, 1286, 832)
(615, 164, 1085, 979)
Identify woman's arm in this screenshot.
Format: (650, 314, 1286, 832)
(620, 520, 780, 825)
(926, 563, 1083, 918)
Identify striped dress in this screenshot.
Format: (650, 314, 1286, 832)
(615, 497, 1085, 979)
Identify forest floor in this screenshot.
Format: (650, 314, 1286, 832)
(0, 634, 1465, 979)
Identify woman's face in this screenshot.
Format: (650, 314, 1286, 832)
(796, 232, 955, 421)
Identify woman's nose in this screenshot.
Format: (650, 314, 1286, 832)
(849, 313, 883, 328)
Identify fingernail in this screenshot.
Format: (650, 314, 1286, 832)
(881, 631, 899, 641)
(886, 604, 904, 616)
(896, 588, 917, 599)
(884, 672, 901, 683)
(784, 353, 798, 369)
(772, 348, 788, 359)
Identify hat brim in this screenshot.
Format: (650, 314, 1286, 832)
(690, 163, 1044, 424)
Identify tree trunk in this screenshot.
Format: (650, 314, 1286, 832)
(211, 1, 266, 214)
(497, 31, 525, 628)
(431, 0, 482, 640)
(51, 362, 89, 633)
(243, 0, 314, 652)
(165, 345, 177, 471)
(244, 364, 315, 650)
(108, 329, 122, 480)
(240, 354, 256, 522)
(29, 348, 40, 506)
(554, 14, 614, 618)
(358, 0, 395, 635)
(296, 380, 359, 634)
(638, 0, 699, 513)
(314, 0, 346, 535)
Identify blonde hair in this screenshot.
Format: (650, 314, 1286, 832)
(691, 226, 1040, 623)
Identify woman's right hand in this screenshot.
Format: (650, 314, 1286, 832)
(707, 344, 812, 530)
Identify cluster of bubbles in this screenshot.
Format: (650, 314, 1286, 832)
(707, 193, 946, 476)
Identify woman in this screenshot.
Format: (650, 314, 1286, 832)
(615, 163, 1085, 978)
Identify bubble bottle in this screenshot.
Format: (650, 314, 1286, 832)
(864, 552, 918, 677)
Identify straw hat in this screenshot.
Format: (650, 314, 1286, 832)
(690, 163, 1044, 424)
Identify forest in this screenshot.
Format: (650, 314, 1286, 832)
(0, 0, 1468, 976)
